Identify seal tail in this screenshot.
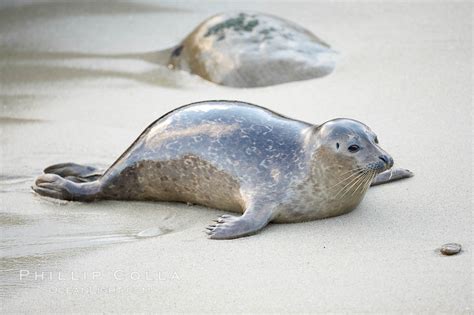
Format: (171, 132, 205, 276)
(44, 162, 103, 183)
(32, 173, 101, 202)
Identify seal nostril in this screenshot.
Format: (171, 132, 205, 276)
(379, 155, 389, 164)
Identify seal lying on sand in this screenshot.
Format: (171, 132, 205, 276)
(33, 101, 412, 239)
(167, 12, 336, 87)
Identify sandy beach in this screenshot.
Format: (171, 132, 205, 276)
(0, 0, 472, 313)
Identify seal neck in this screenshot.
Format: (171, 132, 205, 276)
(302, 126, 321, 152)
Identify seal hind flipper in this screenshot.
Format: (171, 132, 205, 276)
(206, 202, 274, 240)
(371, 168, 414, 186)
(44, 163, 102, 183)
(33, 173, 101, 202)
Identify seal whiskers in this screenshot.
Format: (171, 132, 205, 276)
(333, 171, 366, 199)
(337, 171, 368, 200)
(352, 170, 376, 197)
(329, 168, 364, 190)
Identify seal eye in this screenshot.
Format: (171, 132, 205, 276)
(348, 144, 360, 153)
(374, 137, 379, 144)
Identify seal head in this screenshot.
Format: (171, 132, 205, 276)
(316, 118, 393, 174)
(271, 118, 395, 223)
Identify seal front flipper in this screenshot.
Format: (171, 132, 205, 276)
(32, 174, 101, 202)
(44, 163, 103, 183)
(206, 201, 274, 240)
(371, 168, 414, 186)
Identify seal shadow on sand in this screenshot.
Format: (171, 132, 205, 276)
(0, 1, 192, 88)
(0, 49, 192, 89)
(0, 1, 188, 30)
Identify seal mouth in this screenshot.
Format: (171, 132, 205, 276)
(366, 161, 386, 172)
(366, 155, 394, 173)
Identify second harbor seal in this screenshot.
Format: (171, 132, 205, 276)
(33, 101, 413, 239)
(167, 12, 336, 87)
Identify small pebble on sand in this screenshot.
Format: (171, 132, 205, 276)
(439, 243, 462, 256)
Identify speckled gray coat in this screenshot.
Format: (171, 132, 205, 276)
(33, 101, 412, 239)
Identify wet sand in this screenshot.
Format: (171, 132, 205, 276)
(0, 0, 472, 312)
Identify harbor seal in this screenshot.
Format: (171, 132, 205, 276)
(33, 101, 413, 239)
(167, 12, 336, 87)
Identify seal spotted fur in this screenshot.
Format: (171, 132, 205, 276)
(33, 101, 412, 239)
